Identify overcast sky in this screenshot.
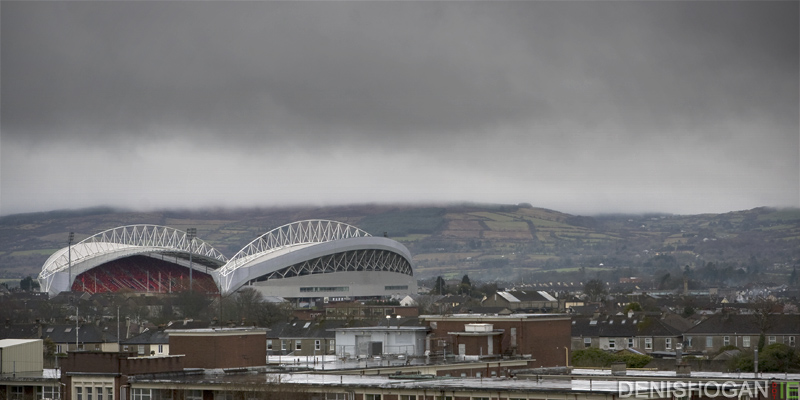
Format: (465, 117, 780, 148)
(2, 1, 798, 217)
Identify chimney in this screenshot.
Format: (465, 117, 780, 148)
(683, 277, 689, 295)
(611, 361, 627, 376)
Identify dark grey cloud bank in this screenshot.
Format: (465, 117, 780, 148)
(2, 1, 798, 216)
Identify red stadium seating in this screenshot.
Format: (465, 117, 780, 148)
(73, 255, 218, 294)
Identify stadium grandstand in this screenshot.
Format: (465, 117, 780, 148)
(38, 220, 416, 301)
(38, 225, 227, 297)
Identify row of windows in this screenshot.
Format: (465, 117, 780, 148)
(267, 339, 335, 352)
(584, 337, 656, 350)
(134, 389, 548, 400)
(299, 286, 350, 293)
(585, 335, 799, 350)
(685, 335, 796, 348)
(9, 385, 66, 400)
(121, 345, 165, 355)
(384, 285, 408, 291)
(132, 389, 199, 400)
(76, 387, 114, 400)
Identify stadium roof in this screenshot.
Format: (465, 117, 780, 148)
(39, 220, 414, 298)
(212, 220, 413, 295)
(38, 225, 227, 296)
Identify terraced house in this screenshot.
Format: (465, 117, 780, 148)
(571, 313, 682, 353)
(683, 313, 800, 355)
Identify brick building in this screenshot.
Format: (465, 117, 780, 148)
(166, 327, 267, 369)
(60, 351, 184, 400)
(420, 313, 571, 367)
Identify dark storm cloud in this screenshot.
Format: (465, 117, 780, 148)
(1, 1, 797, 215)
(5, 2, 795, 142)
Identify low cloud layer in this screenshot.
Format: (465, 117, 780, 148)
(2, 1, 798, 216)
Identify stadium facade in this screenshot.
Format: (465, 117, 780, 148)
(38, 220, 416, 299)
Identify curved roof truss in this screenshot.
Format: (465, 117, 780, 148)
(38, 225, 227, 295)
(255, 248, 413, 282)
(217, 220, 370, 277)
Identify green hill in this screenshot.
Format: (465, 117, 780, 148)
(2, 204, 799, 287)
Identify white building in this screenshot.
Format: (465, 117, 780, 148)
(333, 326, 428, 359)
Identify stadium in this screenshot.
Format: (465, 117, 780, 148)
(37, 220, 417, 300)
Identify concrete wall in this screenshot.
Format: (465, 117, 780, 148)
(0, 339, 43, 373)
(250, 271, 417, 299)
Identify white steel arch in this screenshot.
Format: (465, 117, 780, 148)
(213, 220, 418, 295)
(216, 220, 370, 277)
(38, 225, 227, 296)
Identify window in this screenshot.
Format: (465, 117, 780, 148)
(295, 341, 302, 351)
(56, 345, 62, 353)
(315, 340, 321, 351)
(281, 340, 287, 351)
(38, 386, 61, 400)
(214, 392, 233, 400)
(706, 336, 713, 348)
(267, 340, 273, 350)
(608, 339, 616, 350)
(666, 338, 672, 350)
(769, 336, 777, 345)
(790, 337, 796, 347)
(329, 340, 335, 352)
(723, 336, 730, 346)
(138, 345, 145, 355)
(77, 387, 83, 400)
(645, 338, 653, 350)
(132, 389, 150, 400)
(385, 285, 408, 291)
(87, 387, 93, 400)
(107, 388, 113, 400)
(686, 336, 693, 348)
(366, 395, 381, 400)
(584, 338, 591, 348)
(97, 387, 103, 400)
(326, 395, 349, 400)
(743, 336, 750, 347)
(185, 390, 202, 400)
(152, 390, 172, 400)
(11, 386, 24, 400)
(158, 344, 164, 354)
(400, 396, 417, 400)
(628, 338, 634, 348)
(472, 398, 490, 400)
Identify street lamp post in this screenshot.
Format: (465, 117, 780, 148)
(68, 232, 74, 292)
(186, 228, 196, 292)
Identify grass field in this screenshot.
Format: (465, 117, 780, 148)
(484, 221, 529, 231)
(469, 212, 516, 222)
(391, 234, 431, 242)
(10, 249, 57, 257)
